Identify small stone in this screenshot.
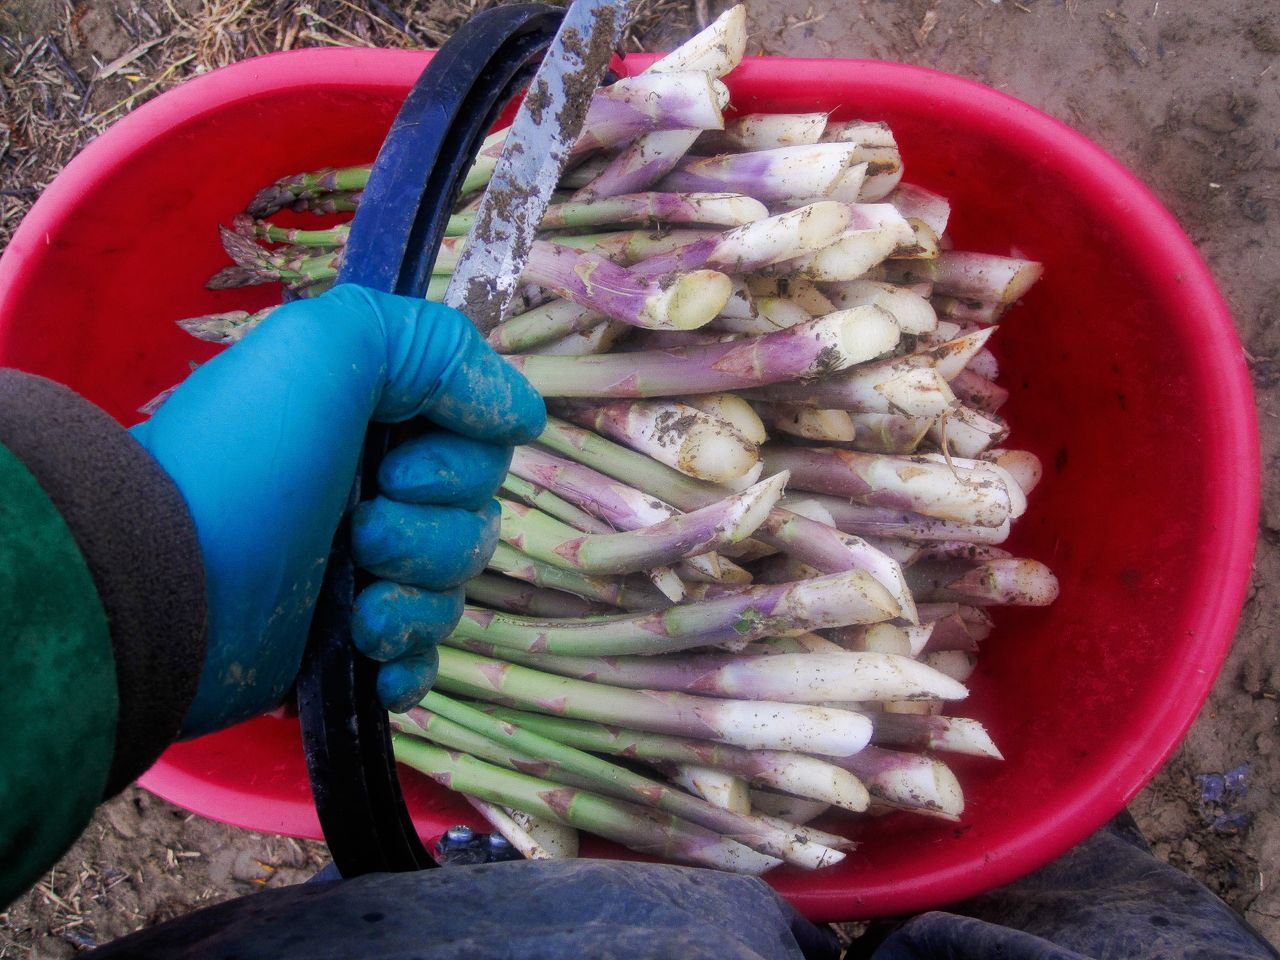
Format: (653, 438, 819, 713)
(1257, 734, 1274, 755)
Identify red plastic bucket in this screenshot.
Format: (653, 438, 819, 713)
(0, 49, 1258, 921)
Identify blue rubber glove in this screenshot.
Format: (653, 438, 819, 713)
(130, 284, 544, 736)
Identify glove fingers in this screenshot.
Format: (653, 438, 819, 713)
(351, 581, 464, 662)
(416, 330, 546, 446)
(378, 432, 513, 510)
(352, 497, 501, 589)
(378, 652, 440, 714)
(346, 286, 545, 445)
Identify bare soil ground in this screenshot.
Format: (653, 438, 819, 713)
(2, 0, 1278, 955)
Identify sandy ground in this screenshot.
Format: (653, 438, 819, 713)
(1, 0, 1277, 955)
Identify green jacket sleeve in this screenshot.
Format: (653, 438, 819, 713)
(0, 442, 118, 906)
(0, 370, 208, 907)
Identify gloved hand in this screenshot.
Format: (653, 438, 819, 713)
(130, 284, 544, 737)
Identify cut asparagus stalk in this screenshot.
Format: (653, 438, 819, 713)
(484, 707, 871, 813)
(465, 69, 724, 194)
(876, 251, 1043, 303)
(464, 795, 573, 859)
(448, 567, 899, 657)
(745, 276, 837, 316)
(751, 631, 847, 654)
(848, 412, 935, 454)
(671, 765, 751, 815)
(630, 202, 853, 278)
(649, 4, 747, 77)
(567, 71, 727, 153)
(658, 144, 866, 203)
(831, 745, 964, 819)
(826, 623, 914, 657)
(510, 446, 681, 531)
(542, 192, 767, 229)
(950, 369, 1010, 414)
(434, 647, 875, 758)
(575, 129, 705, 200)
(558, 153, 613, 190)
(892, 219, 941, 259)
(850, 160, 900, 202)
(887, 183, 951, 236)
(450, 645, 968, 703)
(535, 416, 771, 513)
(622, 329, 743, 350)
(922, 651, 978, 684)
(749, 356, 955, 418)
(393, 735, 778, 874)
(916, 613, 978, 653)
(501, 477, 692, 604)
(824, 279, 938, 334)
(783, 493, 1013, 544)
(918, 319, 963, 345)
(677, 393, 768, 445)
(905, 558, 1060, 606)
(881, 699, 943, 717)
(526, 241, 731, 331)
(680, 554, 749, 585)
(501, 473, 615, 535)
(509, 307, 901, 398)
(915, 454, 1027, 520)
(748, 791, 830, 826)
(552, 228, 716, 265)
(781, 205, 916, 282)
(553, 398, 760, 484)
(488, 299, 606, 354)
(907, 542, 1014, 565)
(696, 112, 829, 152)
(931, 405, 1009, 458)
(755, 509, 917, 622)
(982, 449, 1042, 496)
(567, 0, 748, 203)
(502, 804, 579, 858)
(403, 695, 843, 869)
(867, 712, 1002, 759)
(496, 472, 782, 575)
(967, 347, 1000, 380)
(748, 812, 853, 851)
(753, 401, 856, 443)
(466, 572, 608, 619)
(927, 328, 997, 380)
(535, 419, 918, 607)
(487, 542, 668, 611)
(660, 144, 870, 204)
(821, 119, 897, 148)
(761, 446, 1012, 527)
(525, 321, 626, 357)
(931, 295, 1008, 325)
(711, 296, 811, 335)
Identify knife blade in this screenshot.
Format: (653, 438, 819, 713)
(445, 0, 637, 333)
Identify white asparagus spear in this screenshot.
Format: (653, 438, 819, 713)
(671, 764, 751, 815)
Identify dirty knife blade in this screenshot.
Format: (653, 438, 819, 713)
(444, 0, 636, 332)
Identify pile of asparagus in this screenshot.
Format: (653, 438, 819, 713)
(175, 6, 1059, 874)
